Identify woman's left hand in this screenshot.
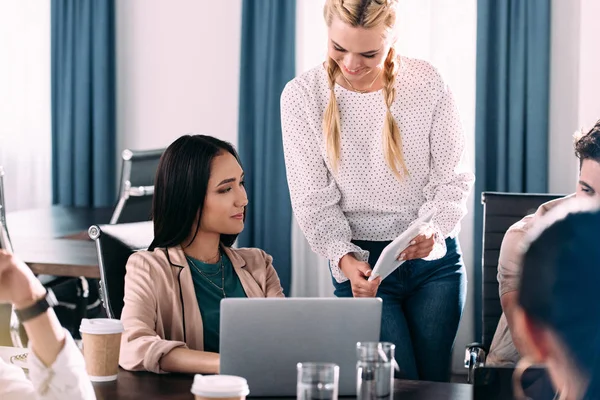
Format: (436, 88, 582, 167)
(397, 227, 436, 261)
(0, 250, 46, 309)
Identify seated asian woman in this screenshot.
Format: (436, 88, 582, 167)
(119, 134, 284, 375)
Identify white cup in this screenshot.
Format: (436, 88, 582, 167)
(79, 318, 124, 382)
(191, 374, 250, 400)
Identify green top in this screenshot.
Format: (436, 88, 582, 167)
(186, 252, 247, 353)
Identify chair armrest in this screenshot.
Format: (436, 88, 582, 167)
(127, 185, 154, 197)
(465, 342, 487, 384)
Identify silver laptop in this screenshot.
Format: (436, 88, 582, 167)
(220, 298, 382, 397)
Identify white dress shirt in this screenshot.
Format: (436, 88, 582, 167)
(0, 330, 96, 400)
(281, 56, 474, 282)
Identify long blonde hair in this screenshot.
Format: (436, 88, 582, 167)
(323, 0, 408, 180)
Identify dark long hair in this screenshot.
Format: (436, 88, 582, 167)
(518, 204, 600, 394)
(149, 134, 243, 251)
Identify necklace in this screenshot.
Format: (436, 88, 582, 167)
(186, 254, 227, 298)
(194, 251, 221, 264)
(340, 67, 382, 94)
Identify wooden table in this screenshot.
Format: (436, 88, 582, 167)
(1, 348, 473, 399)
(12, 237, 100, 278)
(5, 205, 113, 278)
(93, 369, 473, 400)
(6, 205, 113, 239)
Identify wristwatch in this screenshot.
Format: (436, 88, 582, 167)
(14, 289, 59, 323)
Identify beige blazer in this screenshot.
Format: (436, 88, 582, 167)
(119, 245, 284, 373)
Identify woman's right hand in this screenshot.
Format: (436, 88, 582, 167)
(339, 254, 382, 297)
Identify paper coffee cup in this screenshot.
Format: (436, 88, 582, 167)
(79, 318, 124, 382)
(191, 374, 250, 400)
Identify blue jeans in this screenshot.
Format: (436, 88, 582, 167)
(331, 237, 467, 382)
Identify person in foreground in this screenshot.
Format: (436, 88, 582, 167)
(281, 0, 473, 381)
(487, 119, 600, 365)
(119, 134, 285, 375)
(0, 251, 95, 400)
(512, 198, 600, 400)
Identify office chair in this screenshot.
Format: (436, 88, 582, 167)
(110, 148, 164, 224)
(465, 191, 564, 383)
(88, 221, 153, 319)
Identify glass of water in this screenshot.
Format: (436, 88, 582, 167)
(297, 362, 339, 400)
(356, 342, 395, 400)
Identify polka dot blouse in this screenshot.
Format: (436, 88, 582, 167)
(281, 56, 475, 283)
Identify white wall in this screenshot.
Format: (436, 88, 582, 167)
(0, 0, 51, 212)
(549, 0, 600, 193)
(549, 0, 581, 193)
(296, 0, 328, 75)
(578, 0, 600, 133)
(116, 0, 242, 156)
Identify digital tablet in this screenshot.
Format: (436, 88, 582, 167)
(368, 208, 437, 282)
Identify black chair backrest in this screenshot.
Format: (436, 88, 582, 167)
(111, 148, 164, 224)
(481, 192, 564, 350)
(126, 149, 163, 187)
(88, 221, 154, 319)
(113, 196, 154, 224)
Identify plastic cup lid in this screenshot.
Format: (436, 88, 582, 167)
(79, 318, 124, 335)
(191, 375, 250, 397)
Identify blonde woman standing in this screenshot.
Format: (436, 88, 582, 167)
(281, 0, 474, 382)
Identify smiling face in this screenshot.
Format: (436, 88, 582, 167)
(327, 15, 392, 84)
(323, 0, 399, 87)
(199, 151, 248, 236)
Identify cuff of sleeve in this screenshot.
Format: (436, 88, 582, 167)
(145, 340, 188, 374)
(329, 241, 370, 284)
(422, 226, 447, 261)
(498, 268, 520, 297)
(28, 329, 90, 396)
(499, 281, 519, 297)
(28, 329, 85, 371)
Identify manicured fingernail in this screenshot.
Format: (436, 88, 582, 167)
(410, 240, 416, 246)
(399, 253, 405, 261)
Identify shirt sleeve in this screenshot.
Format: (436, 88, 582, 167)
(119, 253, 187, 373)
(419, 77, 475, 260)
(497, 223, 528, 296)
(263, 251, 286, 298)
(281, 81, 369, 283)
(0, 330, 97, 400)
(0, 357, 37, 400)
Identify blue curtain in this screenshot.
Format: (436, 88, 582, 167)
(474, 0, 551, 339)
(51, 0, 116, 208)
(237, 0, 296, 294)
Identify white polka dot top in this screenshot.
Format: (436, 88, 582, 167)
(281, 56, 475, 283)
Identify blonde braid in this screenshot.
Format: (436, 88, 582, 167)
(323, 57, 343, 172)
(381, 47, 408, 179)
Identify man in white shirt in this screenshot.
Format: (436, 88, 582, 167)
(0, 250, 95, 399)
